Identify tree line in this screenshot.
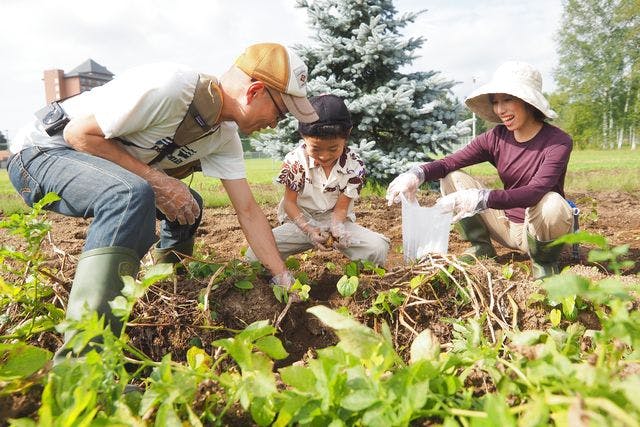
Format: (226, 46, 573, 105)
(552, 0, 639, 149)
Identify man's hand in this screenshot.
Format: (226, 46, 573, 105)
(270, 269, 301, 303)
(143, 168, 200, 225)
(436, 188, 490, 222)
(271, 269, 294, 289)
(293, 213, 330, 250)
(385, 167, 425, 206)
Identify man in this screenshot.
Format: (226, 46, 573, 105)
(8, 43, 318, 359)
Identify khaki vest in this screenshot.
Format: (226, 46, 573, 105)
(159, 74, 223, 179)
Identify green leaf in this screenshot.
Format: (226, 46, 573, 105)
(142, 263, 174, 283)
(109, 295, 130, 318)
(340, 389, 378, 411)
(285, 257, 301, 270)
(337, 275, 359, 297)
(307, 306, 395, 367)
(255, 336, 289, 360)
(6, 419, 37, 427)
(552, 231, 607, 248)
(38, 192, 62, 207)
(409, 274, 425, 290)
(251, 396, 276, 426)
(410, 329, 440, 363)
(297, 284, 311, 300)
(0, 343, 51, 380)
(594, 277, 630, 300)
(156, 402, 182, 427)
(526, 293, 546, 306)
(272, 285, 287, 303)
(482, 394, 517, 426)
(543, 274, 590, 300)
(510, 330, 546, 346)
(186, 346, 211, 371)
(237, 320, 275, 342)
(562, 295, 577, 320)
(120, 276, 145, 299)
(8, 315, 57, 337)
(279, 365, 316, 392)
(325, 261, 337, 271)
(235, 279, 254, 290)
(588, 249, 613, 262)
(501, 264, 515, 280)
(550, 309, 562, 327)
(345, 261, 359, 277)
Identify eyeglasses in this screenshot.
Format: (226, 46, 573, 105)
(265, 86, 287, 122)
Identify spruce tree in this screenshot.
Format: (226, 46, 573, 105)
(250, 0, 470, 182)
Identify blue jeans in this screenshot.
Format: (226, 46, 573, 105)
(8, 146, 202, 259)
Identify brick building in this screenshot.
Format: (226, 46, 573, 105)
(43, 59, 114, 103)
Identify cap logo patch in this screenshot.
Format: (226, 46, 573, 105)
(293, 66, 307, 89)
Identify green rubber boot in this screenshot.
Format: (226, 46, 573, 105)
(456, 214, 497, 263)
(527, 233, 564, 280)
(152, 237, 194, 265)
(55, 246, 139, 363)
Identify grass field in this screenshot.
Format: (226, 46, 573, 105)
(1, 148, 638, 213)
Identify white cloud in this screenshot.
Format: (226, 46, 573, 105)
(0, 0, 563, 139)
(398, 0, 563, 100)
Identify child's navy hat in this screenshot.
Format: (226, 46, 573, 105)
(298, 94, 353, 137)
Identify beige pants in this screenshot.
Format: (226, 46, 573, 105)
(245, 211, 390, 266)
(441, 171, 574, 252)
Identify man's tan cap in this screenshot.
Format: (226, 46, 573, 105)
(235, 43, 319, 123)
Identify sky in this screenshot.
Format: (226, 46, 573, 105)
(0, 0, 563, 141)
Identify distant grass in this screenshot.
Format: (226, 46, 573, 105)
(463, 148, 640, 192)
(0, 149, 638, 214)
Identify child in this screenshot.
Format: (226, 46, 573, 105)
(246, 94, 389, 265)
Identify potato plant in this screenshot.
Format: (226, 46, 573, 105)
(1, 197, 640, 426)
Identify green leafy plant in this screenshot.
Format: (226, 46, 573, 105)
(0, 193, 64, 340)
(366, 288, 405, 317)
(272, 277, 311, 304)
(336, 274, 359, 297)
(553, 231, 634, 274)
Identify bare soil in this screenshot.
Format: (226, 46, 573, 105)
(1, 190, 639, 421)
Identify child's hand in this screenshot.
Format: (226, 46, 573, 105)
(293, 214, 331, 250)
(330, 220, 353, 249)
(307, 225, 331, 250)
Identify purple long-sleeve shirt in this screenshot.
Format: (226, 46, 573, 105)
(418, 123, 573, 223)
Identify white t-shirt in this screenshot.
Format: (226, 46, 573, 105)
(10, 63, 246, 180)
(275, 143, 366, 223)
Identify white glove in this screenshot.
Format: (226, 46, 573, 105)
(436, 188, 490, 222)
(142, 168, 200, 225)
(292, 213, 330, 250)
(330, 219, 353, 249)
(385, 167, 425, 206)
(270, 269, 295, 289)
(270, 269, 300, 303)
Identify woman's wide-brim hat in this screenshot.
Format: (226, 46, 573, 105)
(464, 61, 557, 123)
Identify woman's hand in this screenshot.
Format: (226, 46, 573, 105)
(385, 167, 426, 206)
(436, 188, 490, 221)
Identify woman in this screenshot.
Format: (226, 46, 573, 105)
(386, 61, 574, 279)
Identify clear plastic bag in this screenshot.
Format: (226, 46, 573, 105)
(401, 194, 453, 261)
